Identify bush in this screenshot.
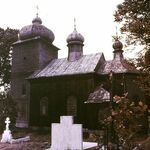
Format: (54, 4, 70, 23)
(100, 94, 148, 149)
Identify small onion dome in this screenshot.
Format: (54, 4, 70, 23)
(112, 38, 123, 51)
(32, 16, 42, 24)
(19, 16, 55, 43)
(66, 28, 84, 44)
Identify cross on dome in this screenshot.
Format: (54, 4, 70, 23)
(36, 5, 39, 17)
(115, 26, 118, 39)
(74, 18, 76, 31)
(66, 18, 84, 44)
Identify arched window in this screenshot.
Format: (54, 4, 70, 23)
(67, 96, 77, 116)
(22, 84, 26, 95)
(40, 97, 48, 116)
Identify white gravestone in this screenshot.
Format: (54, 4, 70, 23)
(50, 116, 83, 150)
(1, 117, 13, 143)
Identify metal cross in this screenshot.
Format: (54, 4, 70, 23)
(115, 26, 118, 40)
(36, 5, 39, 17)
(74, 18, 76, 30)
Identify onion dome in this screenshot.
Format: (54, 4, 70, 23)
(19, 15, 55, 43)
(112, 37, 124, 60)
(66, 19, 84, 61)
(66, 28, 84, 44)
(112, 38, 123, 51)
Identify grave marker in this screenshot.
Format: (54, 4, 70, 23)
(47, 116, 98, 150)
(1, 117, 13, 143)
(50, 116, 83, 150)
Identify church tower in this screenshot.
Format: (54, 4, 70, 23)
(11, 14, 59, 127)
(66, 19, 84, 61)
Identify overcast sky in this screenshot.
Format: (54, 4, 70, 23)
(0, 0, 125, 60)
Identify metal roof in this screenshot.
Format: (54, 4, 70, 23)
(29, 53, 103, 79)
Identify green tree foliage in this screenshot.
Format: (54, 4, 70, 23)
(101, 95, 148, 149)
(0, 27, 18, 90)
(0, 92, 17, 132)
(0, 28, 18, 131)
(114, 0, 150, 63)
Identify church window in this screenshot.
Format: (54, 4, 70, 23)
(67, 96, 77, 116)
(40, 97, 48, 116)
(22, 84, 26, 95)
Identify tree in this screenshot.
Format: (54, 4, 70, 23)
(0, 27, 18, 91)
(114, 1, 150, 127)
(0, 92, 17, 132)
(0, 27, 18, 131)
(100, 94, 148, 150)
(114, 0, 150, 54)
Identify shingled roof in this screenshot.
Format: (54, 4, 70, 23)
(29, 53, 103, 79)
(99, 59, 139, 74)
(98, 38, 139, 74)
(85, 85, 110, 103)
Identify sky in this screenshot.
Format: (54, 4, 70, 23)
(0, 0, 125, 60)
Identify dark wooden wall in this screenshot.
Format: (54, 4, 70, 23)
(29, 74, 95, 127)
(29, 73, 144, 129)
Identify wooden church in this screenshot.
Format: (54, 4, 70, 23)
(10, 14, 143, 129)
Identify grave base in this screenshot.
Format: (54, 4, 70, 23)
(47, 142, 98, 150)
(1, 130, 13, 143)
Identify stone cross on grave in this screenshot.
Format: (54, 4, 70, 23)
(1, 117, 13, 143)
(50, 116, 83, 150)
(5, 117, 10, 131)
